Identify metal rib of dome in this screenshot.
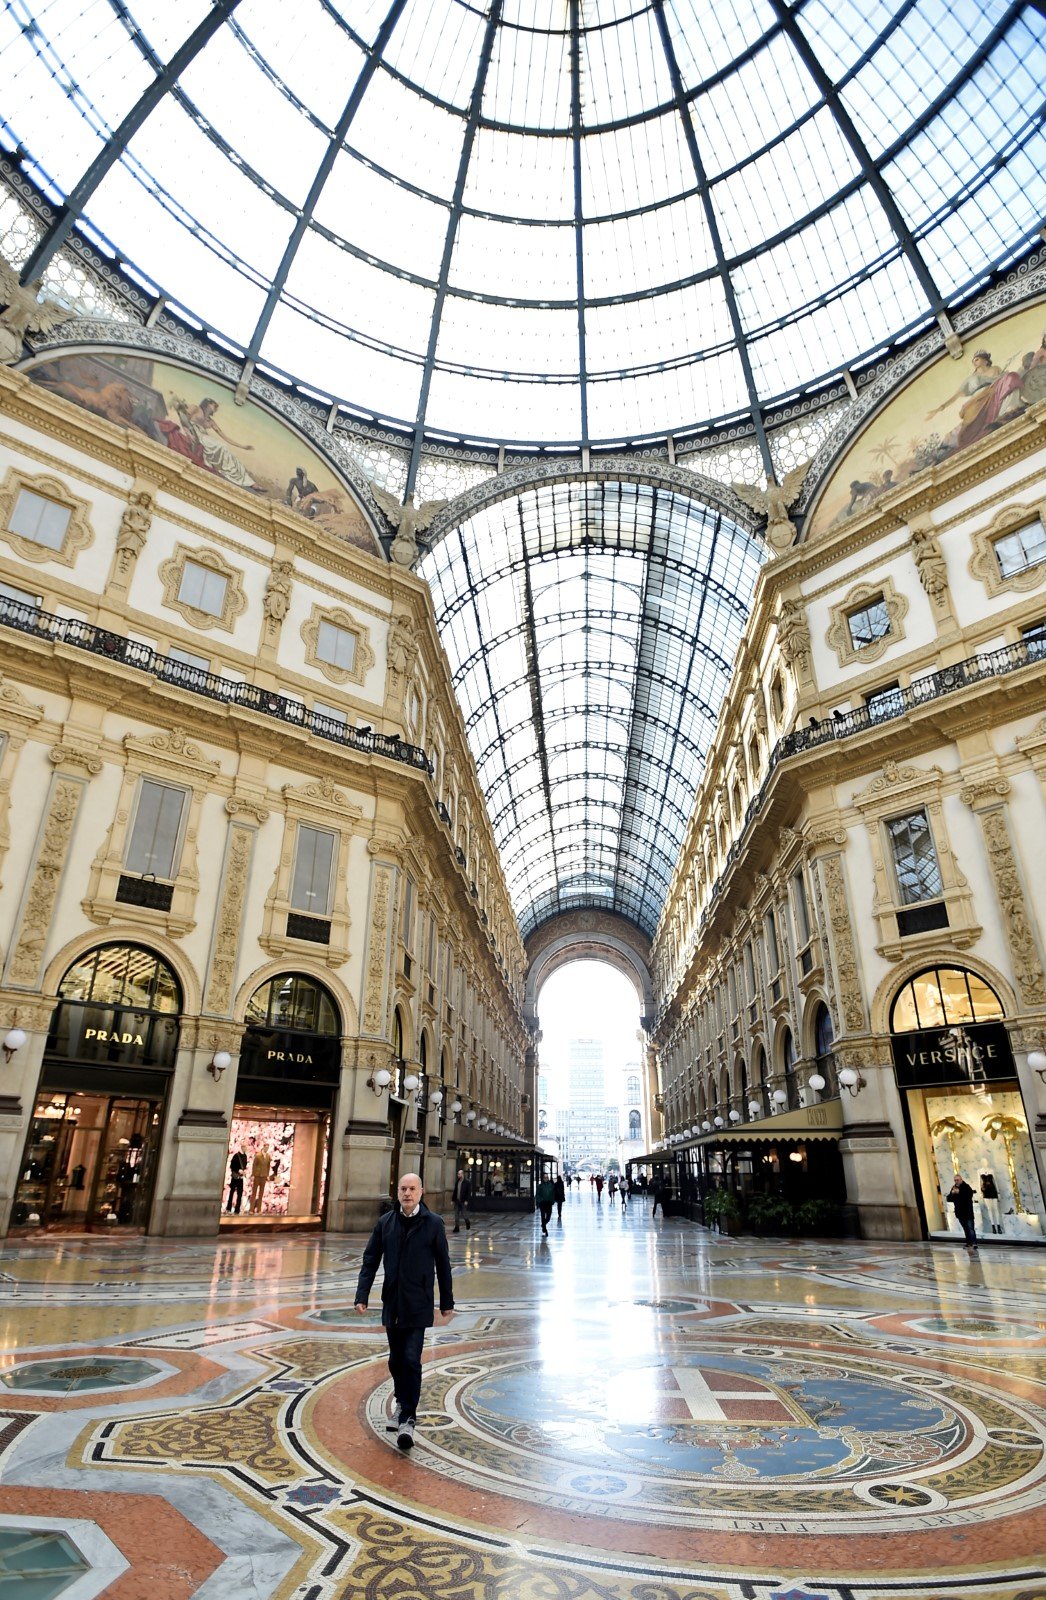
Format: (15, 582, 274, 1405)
(1, 0, 1043, 476)
(419, 480, 763, 938)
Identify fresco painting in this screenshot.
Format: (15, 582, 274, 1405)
(26, 352, 379, 554)
(809, 303, 1046, 537)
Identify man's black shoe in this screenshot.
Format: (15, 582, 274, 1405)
(397, 1418, 415, 1451)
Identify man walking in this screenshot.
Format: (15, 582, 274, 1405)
(354, 1173, 455, 1451)
(451, 1168, 471, 1233)
(947, 1172, 979, 1254)
(536, 1174, 554, 1235)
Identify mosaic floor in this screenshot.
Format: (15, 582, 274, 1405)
(1, 1192, 1045, 1600)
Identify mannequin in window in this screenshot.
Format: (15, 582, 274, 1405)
(250, 1145, 271, 1214)
(979, 1167, 1002, 1233)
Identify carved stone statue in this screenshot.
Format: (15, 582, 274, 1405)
(777, 597, 812, 677)
(115, 489, 153, 574)
(263, 559, 293, 624)
(910, 522, 950, 608)
(732, 461, 812, 553)
(0, 256, 70, 365)
(370, 483, 448, 567)
(388, 614, 418, 678)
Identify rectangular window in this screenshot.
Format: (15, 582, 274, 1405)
(312, 700, 347, 731)
(847, 595, 891, 649)
(886, 809, 944, 905)
(9, 488, 71, 550)
(400, 874, 415, 948)
(765, 908, 780, 973)
(0, 579, 41, 611)
(994, 520, 1046, 578)
(1022, 619, 1046, 660)
(866, 681, 904, 721)
(125, 780, 187, 879)
(166, 646, 210, 686)
(178, 560, 228, 617)
(290, 824, 336, 914)
(791, 868, 811, 945)
(316, 620, 357, 672)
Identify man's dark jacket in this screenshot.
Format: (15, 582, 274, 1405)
(453, 1174, 471, 1204)
(355, 1202, 454, 1328)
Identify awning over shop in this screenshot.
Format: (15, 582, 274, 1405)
(689, 1102, 844, 1146)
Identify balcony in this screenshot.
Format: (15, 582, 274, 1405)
(0, 597, 431, 772)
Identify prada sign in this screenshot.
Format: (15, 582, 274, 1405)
(238, 1027, 340, 1085)
(891, 1021, 1014, 1088)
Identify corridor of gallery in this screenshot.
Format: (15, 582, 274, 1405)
(0, 1190, 1044, 1600)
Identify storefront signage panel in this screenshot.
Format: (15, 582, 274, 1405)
(238, 1029, 341, 1085)
(891, 1021, 1014, 1088)
(45, 1003, 179, 1070)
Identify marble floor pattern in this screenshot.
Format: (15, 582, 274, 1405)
(1, 1193, 1045, 1600)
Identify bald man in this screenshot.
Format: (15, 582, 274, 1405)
(355, 1173, 455, 1450)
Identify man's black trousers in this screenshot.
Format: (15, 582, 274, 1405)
(386, 1325, 426, 1422)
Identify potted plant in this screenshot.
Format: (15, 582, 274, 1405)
(746, 1193, 796, 1235)
(703, 1187, 742, 1234)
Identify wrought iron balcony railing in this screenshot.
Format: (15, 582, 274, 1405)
(0, 596, 432, 772)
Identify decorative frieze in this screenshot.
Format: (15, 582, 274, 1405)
(363, 863, 394, 1036)
(961, 785, 1046, 1006)
(819, 853, 866, 1034)
(203, 824, 255, 1015)
(6, 776, 84, 987)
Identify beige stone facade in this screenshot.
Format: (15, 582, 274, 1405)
(651, 388, 1046, 1240)
(0, 367, 529, 1236)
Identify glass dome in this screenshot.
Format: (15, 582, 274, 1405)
(1, 0, 1042, 454)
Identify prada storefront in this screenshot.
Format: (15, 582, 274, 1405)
(891, 966, 1045, 1243)
(11, 943, 180, 1232)
(222, 974, 341, 1228)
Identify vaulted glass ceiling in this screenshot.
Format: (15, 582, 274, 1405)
(420, 481, 763, 938)
(1, 0, 1043, 468)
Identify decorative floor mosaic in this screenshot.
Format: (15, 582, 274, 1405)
(1, 1197, 1045, 1598)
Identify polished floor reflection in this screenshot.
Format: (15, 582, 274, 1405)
(1, 1188, 1045, 1599)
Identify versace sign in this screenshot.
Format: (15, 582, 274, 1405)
(891, 1021, 1014, 1089)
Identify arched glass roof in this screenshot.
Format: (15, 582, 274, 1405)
(419, 480, 763, 938)
(1, 0, 1043, 469)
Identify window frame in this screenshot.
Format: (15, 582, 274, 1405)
(124, 777, 190, 882)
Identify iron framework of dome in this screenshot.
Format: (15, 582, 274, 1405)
(1, 0, 1044, 481)
(1, 0, 1045, 944)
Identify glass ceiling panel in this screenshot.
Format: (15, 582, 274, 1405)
(420, 480, 763, 938)
(1, 0, 1041, 449)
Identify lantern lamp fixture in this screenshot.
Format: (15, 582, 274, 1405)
(2, 1026, 27, 1064)
(367, 1066, 393, 1095)
(208, 1049, 232, 1081)
(837, 1066, 866, 1097)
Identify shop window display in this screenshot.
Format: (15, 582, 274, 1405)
(222, 1111, 329, 1220)
(919, 1088, 1043, 1241)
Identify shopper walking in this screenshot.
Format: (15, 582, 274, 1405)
(947, 1172, 979, 1254)
(451, 1168, 471, 1233)
(354, 1173, 455, 1451)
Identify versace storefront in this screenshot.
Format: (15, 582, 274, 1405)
(11, 944, 180, 1232)
(891, 966, 1045, 1243)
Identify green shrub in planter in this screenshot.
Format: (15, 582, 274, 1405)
(703, 1188, 741, 1232)
(795, 1197, 843, 1236)
(746, 1193, 796, 1233)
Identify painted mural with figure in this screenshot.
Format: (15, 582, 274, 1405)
(809, 301, 1046, 537)
(25, 350, 380, 554)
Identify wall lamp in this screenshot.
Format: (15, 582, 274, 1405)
(367, 1067, 392, 1095)
(838, 1066, 866, 1097)
(450, 1099, 463, 1115)
(402, 1072, 420, 1094)
(430, 1089, 444, 1109)
(729, 1109, 741, 1123)
(771, 1089, 788, 1108)
(807, 1072, 827, 1094)
(1028, 1049, 1046, 1084)
(747, 1100, 761, 1118)
(465, 1109, 477, 1123)
(208, 1049, 232, 1082)
(2, 1026, 27, 1064)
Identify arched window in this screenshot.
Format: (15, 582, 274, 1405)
(629, 1109, 641, 1137)
(48, 943, 182, 1069)
(814, 1004, 835, 1060)
(782, 1028, 795, 1074)
(245, 973, 340, 1034)
(626, 1074, 641, 1103)
(890, 967, 1004, 1032)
